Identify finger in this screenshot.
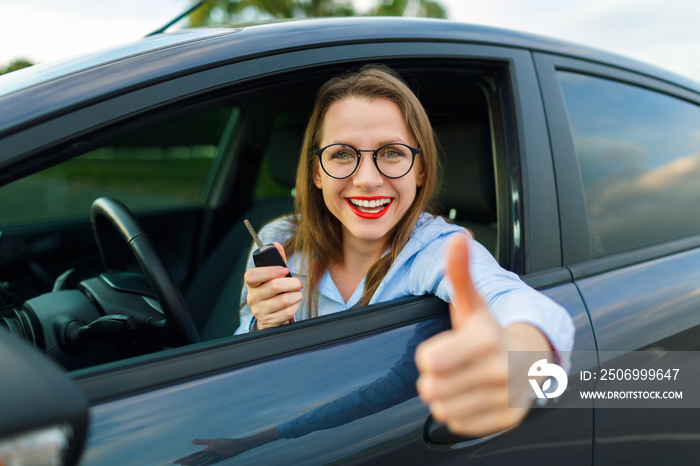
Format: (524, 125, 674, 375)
(258, 292, 302, 318)
(416, 313, 502, 374)
(444, 406, 528, 438)
(252, 276, 303, 299)
(258, 308, 300, 329)
(417, 352, 508, 408)
(419, 351, 509, 399)
(428, 384, 508, 424)
(247, 279, 303, 307)
(415, 330, 469, 375)
(253, 294, 302, 328)
(445, 234, 488, 328)
(245, 267, 297, 289)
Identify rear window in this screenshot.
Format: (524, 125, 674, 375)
(558, 71, 700, 257)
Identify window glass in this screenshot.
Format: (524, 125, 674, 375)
(558, 72, 700, 256)
(0, 106, 238, 225)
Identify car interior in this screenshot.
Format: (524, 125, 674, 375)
(0, 59, 507, 370)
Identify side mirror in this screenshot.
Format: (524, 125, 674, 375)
(0, 328, 88, 465)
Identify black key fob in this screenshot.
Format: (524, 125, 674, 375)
(252, 245, 293, 277)
(244, 219, 295, 323)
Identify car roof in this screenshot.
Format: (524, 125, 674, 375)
(0, 29, 235, 97)
(1, 16, 697, 135)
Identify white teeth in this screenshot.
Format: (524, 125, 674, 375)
(349, 198, 391, 209)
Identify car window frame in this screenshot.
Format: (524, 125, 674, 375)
(534, 52, 700, 278)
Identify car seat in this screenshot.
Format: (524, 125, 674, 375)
(184, 118, 301, 340)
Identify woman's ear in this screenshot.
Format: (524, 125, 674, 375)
(313, 164, 323, 189)
(416, 166, 426, 187)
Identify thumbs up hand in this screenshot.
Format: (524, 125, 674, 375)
(415, 234, 552, 437)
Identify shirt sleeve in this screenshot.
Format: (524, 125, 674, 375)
(404, 230, 574, 358)
(465, 237, 575, 356)
(401, 230, 469, 302)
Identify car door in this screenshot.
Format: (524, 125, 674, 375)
(536, 52, 700, 465)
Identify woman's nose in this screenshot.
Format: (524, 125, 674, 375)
(352, 155, 383, 190)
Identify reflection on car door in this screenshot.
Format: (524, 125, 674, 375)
(575, 251, 700, 466)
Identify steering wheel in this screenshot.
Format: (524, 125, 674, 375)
(91, 197, 199, 346)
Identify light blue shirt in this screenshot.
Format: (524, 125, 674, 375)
(236, 213, 574, 355)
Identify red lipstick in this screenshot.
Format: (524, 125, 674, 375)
(345, 197, 393, 219)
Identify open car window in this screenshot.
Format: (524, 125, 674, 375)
(0, 61, 508, 377)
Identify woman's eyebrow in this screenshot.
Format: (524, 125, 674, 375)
(324, 138, 414, 147)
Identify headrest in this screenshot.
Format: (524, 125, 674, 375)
(435, 122, 496, 220)
(264, 114, 309, 189)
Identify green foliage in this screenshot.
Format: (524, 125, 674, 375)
(187, 0, 445, 27)
(0, 59, 34, 75)
(372, 0, 446, 18)
(38, 154, 213, 198)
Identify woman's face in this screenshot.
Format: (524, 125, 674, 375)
(313, 97, 425, 248)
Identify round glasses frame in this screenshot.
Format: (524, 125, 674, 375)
(314, 143, 421, 180)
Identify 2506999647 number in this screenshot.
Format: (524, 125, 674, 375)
(599, 368, 679, 381)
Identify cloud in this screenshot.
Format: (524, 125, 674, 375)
(637, 153, 700, 190)
(444, 0, 700, 82)
(584, 149, 700, 255)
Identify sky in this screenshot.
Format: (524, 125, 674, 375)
(2, 0, 700, 83)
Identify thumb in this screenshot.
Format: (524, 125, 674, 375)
(272, 241, 287, 263)
(446, 234, 488, 329)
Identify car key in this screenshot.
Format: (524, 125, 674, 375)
(244, 219, 295, 323)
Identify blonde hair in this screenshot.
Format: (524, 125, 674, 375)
(286, 64, 441, 317)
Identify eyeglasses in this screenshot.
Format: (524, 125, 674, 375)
(314, 143, 421, 180)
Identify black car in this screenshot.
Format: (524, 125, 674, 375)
(2, 16, 700, 465)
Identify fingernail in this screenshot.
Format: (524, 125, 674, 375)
(279, 267, 290, 276)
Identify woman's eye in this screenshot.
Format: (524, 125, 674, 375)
(330, 149, 356, 162)
(378, 147, 406, 161)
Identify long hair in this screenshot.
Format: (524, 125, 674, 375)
(286, 64, 441, 317)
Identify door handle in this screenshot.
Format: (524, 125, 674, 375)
(423, 415, 516, 449)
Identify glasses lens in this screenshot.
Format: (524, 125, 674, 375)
(320, 145, 358, 178)
(376, 144, 414, 178)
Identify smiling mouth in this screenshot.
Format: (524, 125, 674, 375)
(346, 198, 393, 219)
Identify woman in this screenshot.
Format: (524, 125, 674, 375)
(237, 65, 573, 436)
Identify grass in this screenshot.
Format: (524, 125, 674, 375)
(37, 148, 215, 200)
